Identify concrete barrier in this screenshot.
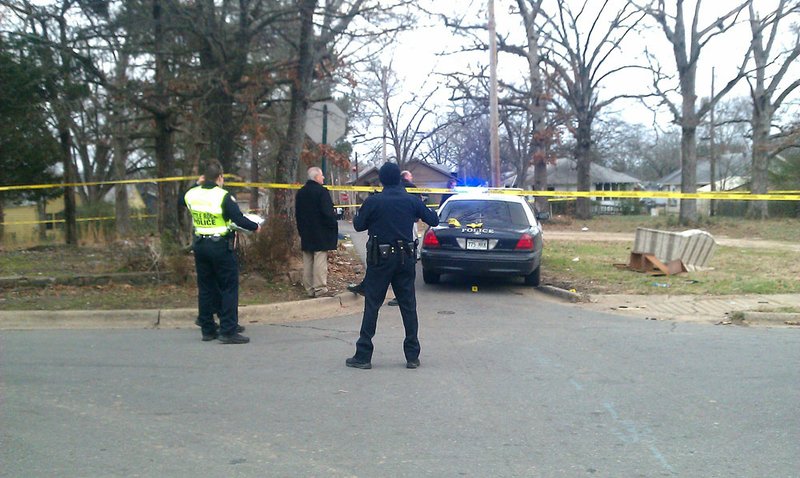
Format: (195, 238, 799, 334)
(633, 227, 717, 271)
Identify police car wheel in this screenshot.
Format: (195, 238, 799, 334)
(422, 269, 440, 284)
(524, 265, 541, 287)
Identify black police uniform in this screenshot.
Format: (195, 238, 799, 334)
(183, 184, 259, 340)
(348, 163, 439, 367)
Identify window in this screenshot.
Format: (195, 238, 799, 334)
(439, 200, 530, 226)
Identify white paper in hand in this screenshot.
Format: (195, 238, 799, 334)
(229, 213, 265, 233)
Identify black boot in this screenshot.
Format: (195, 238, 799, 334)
(347, 282, 365, 296)
(218, 333, 250, 344)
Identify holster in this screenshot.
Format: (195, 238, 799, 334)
(378, 244, 392, 262)
(366, 236, 379, 266)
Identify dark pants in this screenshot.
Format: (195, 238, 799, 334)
(193, 236, 240, 336)
(354, 252, 420, 362)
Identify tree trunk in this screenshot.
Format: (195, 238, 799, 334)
(59, 119, 78, 245)
(37, 200, 48, 241)
(153, 0, 178, 250)
(113, 141, 131, 238)
(112, 51, 131, 239)
(272, 0, 316, 229)
(748, 101, 771, 219)
(679, 69, 699, 225)
(208, 87, 237, 173)
(517, 0, 549, 211)
(575, 121, 592, 220)
(0, 196, 5, 243)
(249, 135, 260, 212)
(533, 160, 547, 197)
(155, 113, 178, 247)
(679, 124, 698, 224)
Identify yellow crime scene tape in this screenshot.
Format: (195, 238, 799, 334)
(3, 175, 800, 200)
(5, 214, 156, 226)
(3, 174, 800, 223)
(4, 180, 795, 226)
(228, 183, 800, 201)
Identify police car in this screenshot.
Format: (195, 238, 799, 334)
(420, 191, 546, 286)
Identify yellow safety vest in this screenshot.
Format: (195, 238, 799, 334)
(184, 186, 231, 236)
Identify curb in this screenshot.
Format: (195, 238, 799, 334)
(0, 293, 364, 330)
(537, 284, 584, 303)
(733, 311, 800, 326)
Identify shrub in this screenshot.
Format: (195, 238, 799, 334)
(239, 215, 298, 280)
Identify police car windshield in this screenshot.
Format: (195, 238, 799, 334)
(440, 200, 529, 226)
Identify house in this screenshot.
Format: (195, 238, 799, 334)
(504, 158, 643, 213)
(657, 152, 750, 215)
(545, 158, 642, 193)
(2, 185, 147, 247)
(349, 160, 455, 205)
(506, 158, 642, 192)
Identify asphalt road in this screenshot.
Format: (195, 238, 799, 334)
(2, 271, 799, 477)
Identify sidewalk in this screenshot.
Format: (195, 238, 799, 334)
(577, 293, 800, 327)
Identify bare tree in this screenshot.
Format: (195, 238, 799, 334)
(746, 0, 800, 219)
(7, 0, 83, 245)
(441, 1, 553, 205)
(542, 0, 646, 219)
(505, 0, 549, 210)
(634, 0, 751, 224)
(271, 0, 414, 227)
(356, 61, 450, 167)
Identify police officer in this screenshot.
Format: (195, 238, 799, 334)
(346, 162, 439, 369)
(184, 160, 260, 344)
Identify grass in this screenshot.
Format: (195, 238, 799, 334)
(0, 275, 304, 311)
(0, 245, 117, 277)
(546, 215, 800, 242)
(2, 214, 798, 310)
(542, 239, 800, 295)
(0, 244, 361, 311)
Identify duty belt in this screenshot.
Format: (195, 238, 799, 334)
(378, 240, 416, 264)
(196, 234, 228, 241)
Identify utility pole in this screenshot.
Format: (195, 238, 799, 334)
(381, 66, 389, 164)
(709, 67, 716, 216)
(321, 104, 329, 177)
(488, 0, 501, 187)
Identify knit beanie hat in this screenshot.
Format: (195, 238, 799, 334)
(378, 162, 401, 186)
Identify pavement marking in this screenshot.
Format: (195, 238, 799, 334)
(604, 402, 676, 474)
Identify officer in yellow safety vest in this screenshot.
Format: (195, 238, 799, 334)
(183, 160, 261, 344)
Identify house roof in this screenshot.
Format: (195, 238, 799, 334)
(505, 157, 641, 187)
(350, 160, 455, 186)
(547, 158, 641, 185)
(657, 153, 750, 186)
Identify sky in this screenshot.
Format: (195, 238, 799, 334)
(358, 0, 795, 142)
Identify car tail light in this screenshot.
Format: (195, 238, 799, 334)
(422, 229, 440, 248)
(515, 233, 534, 250)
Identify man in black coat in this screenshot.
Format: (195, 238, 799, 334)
(346, 162, 439, 370)
(295, 166, 338, 297)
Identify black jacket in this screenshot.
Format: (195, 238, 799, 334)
(295, 180, 338, 251)
(353, 184, 439, 243)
